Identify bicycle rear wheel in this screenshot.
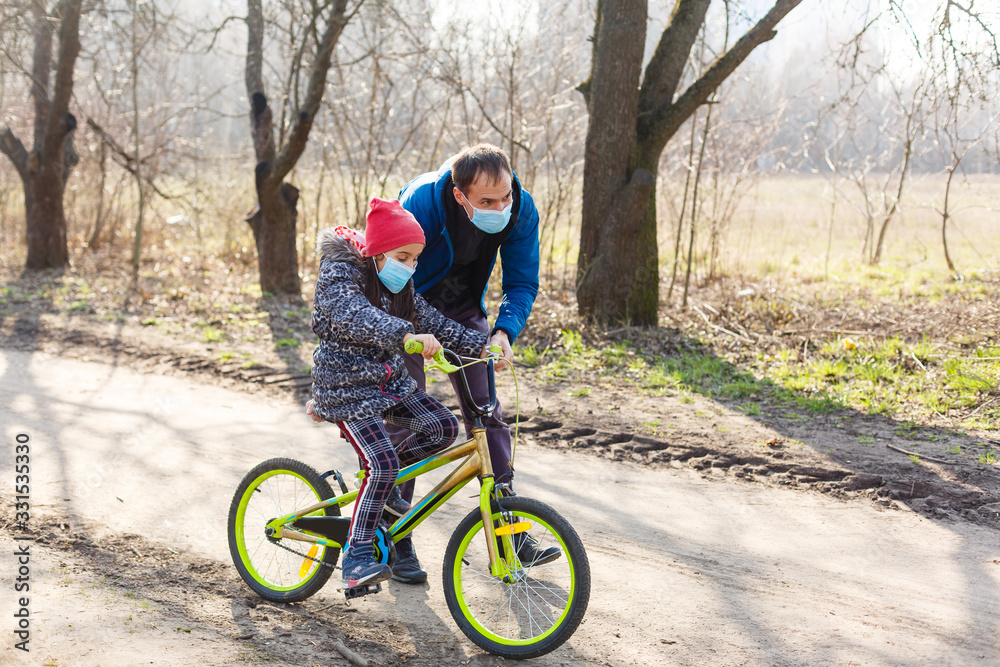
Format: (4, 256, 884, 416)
(442, 496, 590, 659)
(228, 458, 340, 602)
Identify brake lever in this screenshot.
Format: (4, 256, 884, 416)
(405, 338, 458, 373)
(427, 350, 458, 374)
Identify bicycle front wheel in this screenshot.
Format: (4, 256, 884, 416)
(442, 496, 590, 659)
(228, 458, 340, 602)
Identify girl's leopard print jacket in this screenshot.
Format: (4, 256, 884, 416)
(310, 229, 488, 422)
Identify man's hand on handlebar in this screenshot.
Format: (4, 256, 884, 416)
(486, 330, 513, 370)
(404, 333, 443, 360)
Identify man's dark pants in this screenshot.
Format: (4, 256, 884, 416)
(388, 298, 512, 506)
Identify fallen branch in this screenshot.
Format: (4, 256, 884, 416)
(692, 305, 754, 344)
(885, 443, 960, 465)
(966, 397, 999, 419)
(334, 640, 367, 667)
(777, 328, 874, 336)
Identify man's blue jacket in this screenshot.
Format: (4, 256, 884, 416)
(397, 162, 539, 343)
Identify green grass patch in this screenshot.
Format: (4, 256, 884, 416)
(201, 327, 223, 343)
(978, 450, 1000, 465)
(517, 319, 996, 432)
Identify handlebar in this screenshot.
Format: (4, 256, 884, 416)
(404, 339, 502, 418)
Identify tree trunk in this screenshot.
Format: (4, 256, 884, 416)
(577, 0, 802, 325)
(941, 164, 961, 279)
(576, 0, 656, 324)
(25, 148, 72, 268)
(88, 138, 108, 250)
(247, 179, 301, 295)
(668, 107, 701, 299)
(683, 98, 712, 308)
(0, 0, 83, 270)
(870, 135, 913, 266)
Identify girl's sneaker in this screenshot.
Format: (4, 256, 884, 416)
(341, 549, 392, 589)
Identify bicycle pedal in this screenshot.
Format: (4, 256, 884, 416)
(343, 582, 382, 600)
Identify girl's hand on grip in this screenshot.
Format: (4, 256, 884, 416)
(404, 333, 442, 360)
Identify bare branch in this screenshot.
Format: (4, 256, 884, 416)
(637, 0, 712, 135)
(31, 0, 55, 147)
(269, 0, 358, 184)
(44, 0, 83, 158)
(85, 117, 176, 200)
(0, 125, 29, 181)
(245, 0, 265, 105)
(199, 14, 244, 53)
(644, 0, 804, 154)
(453, 80, 532, 155)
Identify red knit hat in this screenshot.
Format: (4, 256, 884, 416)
(364, 197, 425, 257)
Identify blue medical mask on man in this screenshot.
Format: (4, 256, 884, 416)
(458, 190, 513, 234)
(376, 255, 416, 293)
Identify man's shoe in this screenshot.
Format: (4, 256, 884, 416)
(391, 538, 427, 584)
(514, 533, 562, 566)
(383, 487, 412, 517)
(341, 548, 392, 589)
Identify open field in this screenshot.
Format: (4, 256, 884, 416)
(715, 174, 1000, 280)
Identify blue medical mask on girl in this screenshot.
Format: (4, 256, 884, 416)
(376, 255, 416, 293)
(459, 190, 513, 234)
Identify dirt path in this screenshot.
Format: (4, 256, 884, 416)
(2, 349, 999, 666)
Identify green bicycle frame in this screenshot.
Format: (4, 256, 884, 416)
(264, 425, 515, 576)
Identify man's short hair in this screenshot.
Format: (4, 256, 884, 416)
(451, 144, 512, 192)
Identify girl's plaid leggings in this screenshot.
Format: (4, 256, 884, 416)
(338, 389, 459, 555)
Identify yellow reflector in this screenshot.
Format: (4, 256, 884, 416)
(299, 545, 319, 577)
(494, 521, 531, 536)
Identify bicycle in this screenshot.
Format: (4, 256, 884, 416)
(227, 342, 591, 659)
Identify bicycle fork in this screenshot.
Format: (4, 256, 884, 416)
(473, 426, 530, 582)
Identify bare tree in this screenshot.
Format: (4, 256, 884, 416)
(828, 0, 999, 267)
(0, 0, 84, 269)
(245, 0, 361, 296)
(849, 76, 930, 266)
(926, 1, 1000, 278)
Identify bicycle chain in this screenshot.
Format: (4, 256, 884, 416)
(270, 537, 339, 571)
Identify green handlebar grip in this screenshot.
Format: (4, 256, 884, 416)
(488, 344, 502, 355)
(404, 338, 423, 354)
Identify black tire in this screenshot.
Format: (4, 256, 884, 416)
(442, 496, 590, 659)
(228, 458, 340, 602)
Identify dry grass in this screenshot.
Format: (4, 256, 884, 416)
(686, 173, 1000, 281)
